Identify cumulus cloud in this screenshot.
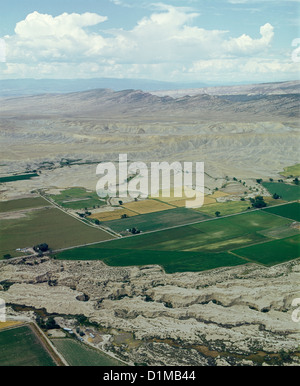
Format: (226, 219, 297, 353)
(1, 6, 296, 82)
(223, 23, 274, 55)
(14, 11, 107, 38)
(0, 39, 6, 62)
(6, 11, 108, 62)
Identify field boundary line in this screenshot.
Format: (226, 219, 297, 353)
(150, 197, 179, 208)
(227, 250, 263, 266)
(37, 193, 120, 239)
(51, 209, 261, 253)
(29, 322, 69, 366)
(0, 321, 26, 333)
(52, 199, 299, 255)
(262, 202, 300, 222)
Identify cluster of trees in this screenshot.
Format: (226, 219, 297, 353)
(34, 243, 49, 257)
(34, 243, 49, 252)
(250, 196, 267, 208)
(3, 254, 12, 259)
(76, 327, 86, 337)
(77, 210, 91, 218)
(36, 315, 59, 330)
(128, 227, 140, 234)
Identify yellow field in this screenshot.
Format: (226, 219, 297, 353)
(123, 199, 174, 214)
(161, 196, 216, 207)
(210, 191, 229, 198)
(0, 321, 23, 330)
(264, 197, 287, 206)
(89, 209, 138, 221)
(165, 199, 186, 207)
(152, 190, 229, 208)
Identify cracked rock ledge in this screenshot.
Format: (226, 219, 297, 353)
(0, 256, 299, 366)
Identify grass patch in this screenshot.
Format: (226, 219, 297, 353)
(258, 223, 300, 239)
(232, 234, 300, 266)
(263, 202, 300, 222)
(0, 197, 48, 213)
(0, 206, 114, 258)
(280, 163, 300, 177)
(0, 173, 39, 184)
(0, 325, 56, 366)
(194, 200, 251, 217)
(52, 338, 124, 366)
(262, 182, 300, 202)
(263, 196, 287, 206)
(49, 187, 106, 210)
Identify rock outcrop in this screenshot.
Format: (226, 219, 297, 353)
(1, 256, 299, 365)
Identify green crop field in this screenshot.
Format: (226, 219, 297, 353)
(195, 200, 251, 217)
(0, 205, 114, 258)
(0, 325, 56, 366)
(55, 247, 247, 273)
(55, 210, 296, 272)
(263, 202, 300, 222)
(0, 196, 48, 213)
(232, 234, 300, 266)
(262, 182, 300, 201)
(0, 173, 39, 184)
(48, 187, 106, 210)
(105, 207, 211, 233)
(52, 338, 124, 366)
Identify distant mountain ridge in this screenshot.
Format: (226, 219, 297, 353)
(1, 78, 298, 98)
(0, 78, 209, 97)
(150, 80, 300, 98)
(0, 82, 299, 122)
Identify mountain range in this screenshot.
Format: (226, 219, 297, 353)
(0, 80, 299, 122)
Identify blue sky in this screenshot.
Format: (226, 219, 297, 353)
(0, 0, 299, 83)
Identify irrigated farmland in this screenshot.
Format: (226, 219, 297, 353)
(104, 207, 211, 233)
(263, 202, 300, 222)
(232, 234, 300, 266)
(55, 209, 298, 272)
(52, 338, 124, 366)
(0, 325, 56, 366)
(48, 187, 106, 210)
(122, 199, 174, 214)
(262, 182, 300, 201)
(0, 196, 49, 213)
(0, 200, 114, 258)
(89, 208, 138, 221)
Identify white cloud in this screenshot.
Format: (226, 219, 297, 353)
(223, 23, 274, 55)
(14, 11, 107, 38)
(0, 39, 6, 62)
(187, 57, 299, 83)
(6, 12, 108, 62)
(1, 7, 297, 82)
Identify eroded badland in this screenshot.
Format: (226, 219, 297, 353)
(0, 81, 299, 366)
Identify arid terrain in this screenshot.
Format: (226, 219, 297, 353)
(1, 255, 299, 366)
(0, 80, 299, 366)
(0, 81, 299, 200)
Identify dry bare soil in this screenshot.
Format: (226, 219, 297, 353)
(0, 81, 299, 366)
